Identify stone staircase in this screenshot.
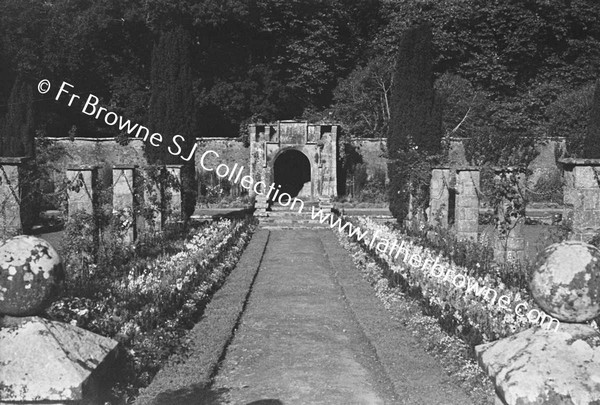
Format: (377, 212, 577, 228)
(258, 202, 332, 229)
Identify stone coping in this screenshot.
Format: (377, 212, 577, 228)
(0, 156, 31, 164)
(431, 166, 480, 171)
(112, 164, 138, 169)
(67, 164, 102, 170)
(249, 120, 341, 127)
(36, 136, 387, 143)
(559, 158, 600, 166)
(491, 166, 528, 172)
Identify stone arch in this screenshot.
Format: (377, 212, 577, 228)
(272, 147, 312, 201)
(249, 121, 339, 203)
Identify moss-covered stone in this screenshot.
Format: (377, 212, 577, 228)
(531, 241, 600, 322)
(0, 235, 63, 316)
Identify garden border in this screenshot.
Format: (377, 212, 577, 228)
(133, 229, 270, 405)
(319, 231, 474, 404)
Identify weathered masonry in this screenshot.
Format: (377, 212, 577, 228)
(248, 121, 339, 202)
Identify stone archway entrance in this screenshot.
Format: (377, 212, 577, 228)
(273, 149, 311, 201)
(249, 120, 339, 203)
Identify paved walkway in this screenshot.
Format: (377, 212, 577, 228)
(211, 229, 473, 405)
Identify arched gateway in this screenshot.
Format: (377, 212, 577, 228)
(249, 121, 339, 203)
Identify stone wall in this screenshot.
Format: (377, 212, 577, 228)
(37, 136, 388, 196)
(37, 137, 250, 177)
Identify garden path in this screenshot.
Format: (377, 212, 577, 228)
(210, 229, 473, 405)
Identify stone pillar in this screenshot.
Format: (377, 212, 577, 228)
(112, 165, 137, 242)
(429, 168, 450, 227)
(319, 125, 338, 198)
(165, 165, 183, 223)
(0, 157, 27, 239)
(560, 158, 600, 242)
(66, 165, 98, 218)
(0, 235, 118, 404)
(455, 168, 480, 241)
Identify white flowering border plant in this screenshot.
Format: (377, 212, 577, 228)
(342, 216, 542, 344)
(49, 217, 256, 398)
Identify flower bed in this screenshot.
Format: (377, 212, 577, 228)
(341, 216, 539, 346)
(48, 217, 256, 400)
(335, 231, 496, 404)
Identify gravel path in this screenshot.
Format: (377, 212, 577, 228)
(210, 229, 473, 405)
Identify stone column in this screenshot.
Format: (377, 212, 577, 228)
(319, 125, 338, 199)
(165, 165, 183, 223)
(66, 165, 98, 218)
(0, 157, 28, 239)
(429, 167, 450, 227)
(112, 165, 137, 242)
(560, 158, 600, 242)
(455, 168, 480, 241)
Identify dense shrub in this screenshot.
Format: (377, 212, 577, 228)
(547, 82, 595, 158)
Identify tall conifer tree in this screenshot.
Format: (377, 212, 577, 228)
(147, 27, 196, 164)
(1, 76, 34, 157)
(147, 27, 197, 218)
(388, 22, 441, 221)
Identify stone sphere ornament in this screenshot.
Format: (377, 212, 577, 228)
(531, 241, 600, 322)
(0, 235, 64, 316)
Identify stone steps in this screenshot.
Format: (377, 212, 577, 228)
(259, 202, 330, 228)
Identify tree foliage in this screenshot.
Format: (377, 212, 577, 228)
(147, 27, 196, 164)
(0, 0, 598, 162)
(388, 22, 442, 222)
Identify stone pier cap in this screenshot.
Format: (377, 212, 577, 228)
(559, 158, 600, 167)
(0, 156, 30, 165)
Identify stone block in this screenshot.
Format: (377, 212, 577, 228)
(0, 316, 118, 403)
(574, 165, 600, 189)
(475, 323, 600, 405)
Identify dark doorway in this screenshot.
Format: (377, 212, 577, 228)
(273, 149, 311, 201)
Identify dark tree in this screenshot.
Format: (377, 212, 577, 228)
(583, 80, 600, 159)
(388, 22, 441, 222)
(1, 76, 34, 157)
(147, 27, 196, 164)
(147, 27, 197, 218)
(388, 22, 441, 154)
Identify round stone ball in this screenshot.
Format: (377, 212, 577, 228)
(531, 241, 600, 322)
(0, 235, 63, 316)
